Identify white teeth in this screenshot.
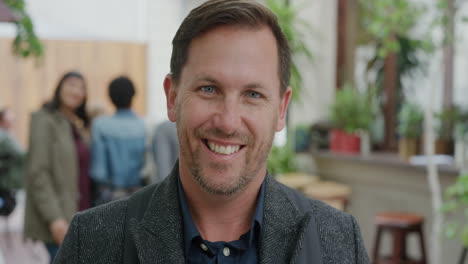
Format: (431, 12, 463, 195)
(207, 141, 241, 155)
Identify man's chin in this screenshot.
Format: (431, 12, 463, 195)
(194, 170, 246, 196)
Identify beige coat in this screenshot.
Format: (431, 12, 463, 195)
(24, 108, 88, 243)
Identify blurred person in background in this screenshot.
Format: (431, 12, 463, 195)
(151, 120, 179, 183)
(0, 106, 25, 216)
(24, 71, 91, 263)
(89, 76, 146, 205)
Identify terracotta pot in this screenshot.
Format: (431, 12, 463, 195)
(399, 138, 418, 161)
(330, 129, 360, 154)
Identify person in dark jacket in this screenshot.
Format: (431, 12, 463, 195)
(55, 1, 370, 263)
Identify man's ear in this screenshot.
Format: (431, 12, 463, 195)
(275, 86, 292, 132)
(164, 74, 177, 122)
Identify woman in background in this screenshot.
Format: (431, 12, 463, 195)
(24, 71, 91, 263)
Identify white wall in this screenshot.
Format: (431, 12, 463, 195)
(453, 4, 468, 108)
(289, 0, 337, 128)
(145, 0, 186, 124)
(0, 0, 147, 41)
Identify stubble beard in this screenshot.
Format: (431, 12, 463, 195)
(177, 121, 274, 197)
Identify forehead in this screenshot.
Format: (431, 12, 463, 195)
(64, 76, 83, 84)
(180, 25, 280, 89)
(61, 77, 85, 91)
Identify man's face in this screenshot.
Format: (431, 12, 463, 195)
(165, 25, 291, 196)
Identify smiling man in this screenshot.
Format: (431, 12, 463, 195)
(54, 0, 370, 263)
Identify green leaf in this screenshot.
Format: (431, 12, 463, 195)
(4, 0, 43, 60)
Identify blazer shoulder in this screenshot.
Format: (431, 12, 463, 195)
(56, 184, 162, 263)
(55, 199, 129, 263)
(276, 182, 370, 263)
(77, 197, 128, 226)
(30, 109, 54, 123)
(74, 183, 159, 232)
(30, 108, 67, 129)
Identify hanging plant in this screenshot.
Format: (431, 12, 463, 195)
(4, 0, 43, 58)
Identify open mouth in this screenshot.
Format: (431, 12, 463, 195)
(203, 139, 246, 155)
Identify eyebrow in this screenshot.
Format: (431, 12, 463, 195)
(194, 75, 265, 90)
(195, 76, 219, 84)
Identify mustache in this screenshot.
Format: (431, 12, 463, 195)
(194, 128, 253, 145)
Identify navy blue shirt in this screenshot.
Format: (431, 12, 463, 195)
(177, 177, 265, 264)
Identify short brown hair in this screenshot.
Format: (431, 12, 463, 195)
(170, 0, 291, 96)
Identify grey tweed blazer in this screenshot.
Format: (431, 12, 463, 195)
(54, 166, 370, 264)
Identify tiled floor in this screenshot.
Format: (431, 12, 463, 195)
(0, 191, 49, 264)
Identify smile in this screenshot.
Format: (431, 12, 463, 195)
(204, 139, 244, 155)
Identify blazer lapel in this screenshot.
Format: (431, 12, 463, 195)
(130, 168, 185, 264)
(259, 175, 323, 264)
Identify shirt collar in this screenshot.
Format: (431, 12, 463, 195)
(177, 176, 200, 255)
(177, 174, 265, 255)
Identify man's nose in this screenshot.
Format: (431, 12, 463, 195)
(212, 98, 242, 135)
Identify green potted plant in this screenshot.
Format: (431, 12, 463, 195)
(434, 106, 459, 154)
(329, 83, 374, 154)
(358, 0, 431, 150)
(398, 102, 423, 161)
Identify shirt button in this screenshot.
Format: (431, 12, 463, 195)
(200, 243, 208, 252)
(223, 247, 230, 257)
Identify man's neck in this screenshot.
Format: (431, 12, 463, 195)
(179, 165, 265, 242)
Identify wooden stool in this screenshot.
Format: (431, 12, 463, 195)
(302, 181, 351, 211)
(373, 212, 427, 264)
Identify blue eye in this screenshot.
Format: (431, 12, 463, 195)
(200, 86, 216, 93)
(246, 91, 261, 98)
